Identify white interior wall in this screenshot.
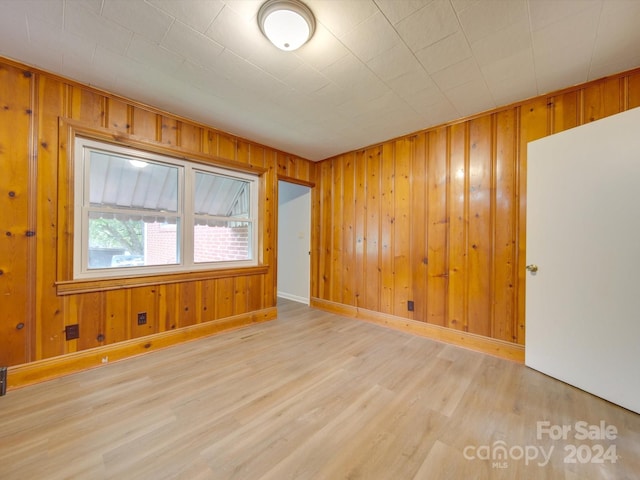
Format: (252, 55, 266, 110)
(277, 181, 311, 304)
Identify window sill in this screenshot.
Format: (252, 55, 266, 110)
(56, 265, 269, 295)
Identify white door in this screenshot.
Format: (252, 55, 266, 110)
(526, 106, 640, 414)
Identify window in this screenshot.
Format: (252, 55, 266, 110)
(73, 137, 259, 279)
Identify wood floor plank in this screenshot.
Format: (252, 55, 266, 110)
(0, 299, 638, 479)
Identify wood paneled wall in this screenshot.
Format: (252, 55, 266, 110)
(0, 57, 314, 370)
(312, 67, 640, 346)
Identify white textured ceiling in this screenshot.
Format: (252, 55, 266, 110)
(1, 0, 639, 161)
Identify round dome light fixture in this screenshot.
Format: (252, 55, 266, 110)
(258, 0, 316, 51)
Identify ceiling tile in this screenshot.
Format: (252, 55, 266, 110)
(294, 23, 350, 72)
(64, 1, 132, 54)
(450, 0, 481, 14)
(374, 0, 426, 25)
(221, 0, 262, 22)
(416, 97, 458, 126)
(529, 0, 601, 31)
(246, 40, 303, 80)
(431, 57, 482, 92)
(395, 1, 460, 51)
(310, 0, 379, 37)
(12, 0, 64, 27)
(386, 67, 436, 97)
(0, 7, 29, 58)
(366, 43, 420, 82)
(161, 20, 224, 67)
(1, 0, 639, 162)
(66, 0, 102, 14)
(404, 83, 448, 111)
(481, 48, 536, 105)
(457, 0, 528, 44)
(205, 5, 257, 59)
(127, 34, 185, 75)
(444, 77, 494, 117)
(284, 63, 331, 95)
(415, 31, 472, 74)
(102, 0, 173, 43)
(591, 0, 640, 72)
(470, 19, 531, 67)
(340, 11, 401, 63)
(535, 57, 590, 94)
(148, 0, 225, 33)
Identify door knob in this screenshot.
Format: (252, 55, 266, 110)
(526, 264, 538, 273)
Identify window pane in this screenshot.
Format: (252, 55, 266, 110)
(194, 171, 249, 218)
(89, 151, 179, 212)
(194, 221, 251, 263)
(88, 213, 179, 269)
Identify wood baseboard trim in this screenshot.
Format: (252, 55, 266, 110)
(310, 298, 524, 363)
(7, 307, 277, 391)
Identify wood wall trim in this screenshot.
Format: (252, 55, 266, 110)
(56, 266, 270, 295)
(310, 298, 525, 363)
(7, 306, 277, 390)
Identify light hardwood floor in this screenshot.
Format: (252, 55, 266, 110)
(1, 299, 638, 479)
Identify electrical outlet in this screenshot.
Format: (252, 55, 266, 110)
(0, 366, 7, 396)
(65, 324, 80, 340)
(137, 312, 147, 326)
(407, 300, 414, 312)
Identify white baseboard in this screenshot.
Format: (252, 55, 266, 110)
(277, 291, 309, 305)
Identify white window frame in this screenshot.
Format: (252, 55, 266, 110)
(73, 137, 259, 280)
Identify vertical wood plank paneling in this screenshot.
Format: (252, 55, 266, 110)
(37, 75, 66, 360)
(317, 160, 333, 300)
(130, 286, 159, 338)
(410, 134, 428, 322)
(178, 121, 203, 153)
(551, 91, 579, 134)
(448, 123, 468, 331)
(158, 283, 177, 331)
(628, 72, 640, 108)
(517, 98, 549, 344)
(0, 64, 33, 366)
(178, 282, 198, 327)
(248, 275, 264, 312)
(393, 138, 411, 318)
(426, 128, 448, 327)
(217, 133, 237, 161)
(342, 153, 356, 306)
(582, 77, 623, 123)
(4, 54, 640, 372)
(493, 109, 517, 342)
(276, 152, 289, 177)
(76, 292, 105, 351)
(236, 140, 250, 165)
(105, 289, 128, 344)
(233, 277, 248, 314)
(380, 143, 394, 315)
(106, 98, 131, 133)
(215, 277, 234, 319)
(131, 108, 159, 141)
(70, 86, 106, 127)
(0, 56, 314, 371)
(200, 279, 216, 322)
(364, 147, 381, 311)
(331, 156, 344, 303)
(466, 116, 493, 337)
(267, 157, 278, 306)
(354, 151, 366, 307)
(160, 116, 178, 146)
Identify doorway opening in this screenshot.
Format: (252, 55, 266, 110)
(277, 181, 311, 304)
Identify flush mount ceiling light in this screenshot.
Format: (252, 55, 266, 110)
(258, 0, 316, 51)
